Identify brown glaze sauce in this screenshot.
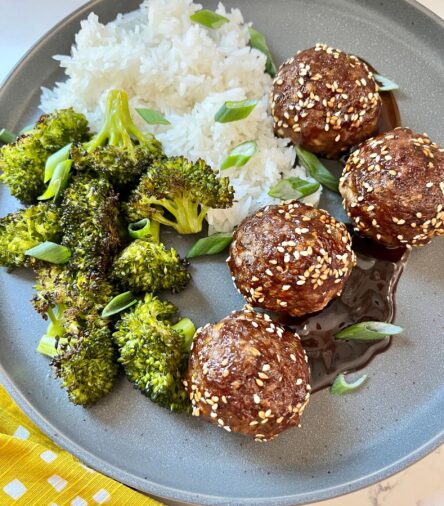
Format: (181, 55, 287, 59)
(285, 86, 403, 392)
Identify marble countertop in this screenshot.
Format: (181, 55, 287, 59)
(1, 1, 442, 505)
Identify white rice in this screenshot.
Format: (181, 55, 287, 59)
(40, 0, 321, 233)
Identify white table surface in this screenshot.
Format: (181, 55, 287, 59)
(1, 1, 443, 505)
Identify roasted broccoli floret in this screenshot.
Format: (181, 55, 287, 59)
(0, 109, 89, 203)
(37, 305, 118, 406)
(34, 260, 118, 407)
(125, 156, 234, 234)
(32, 265, 114, 317)
(112, 219, 190, 294)
(60, 174, 121, 273)
(113, 294, 195, 412)
(0, 203, 61, 268)
(71, 89, 163, 189)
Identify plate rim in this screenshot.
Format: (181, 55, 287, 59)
(0, 0, 443, 504)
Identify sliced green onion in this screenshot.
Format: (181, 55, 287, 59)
(295, 145, 339, 193)
(190, 9, 229, 29)
(268, 176, 320, 201)
(38, 159, 72, 201)
(136, 108, 170, 125)
(335, 321, 403, 340)
(374, 73, 399, 92)
(331, 373, 368, 395)
(0, 128, 16, 144)
(36, 335, 57, 358)
(128, 218, 151, 239)
(44, 143, 72, 182)
(221, 140, 257, 170)
(248, 26, 277, 77)
(102, 291, 138, 318)
(25, 242, 71, 265)
(186, 233, 233, 258)
(215, 99, 258, 123)
(128, 218, 160, 242)
(20, 124, 35, 135)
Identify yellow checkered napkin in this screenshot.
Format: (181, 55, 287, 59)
(0, 385, 163, 505)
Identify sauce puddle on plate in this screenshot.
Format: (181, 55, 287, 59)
(280, 237, 409, 392)
(287, 86, 404, 392)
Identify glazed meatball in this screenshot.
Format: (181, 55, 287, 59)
(270, 43, 381, 158)
(184, 307, 310, 441)
(227, 201, 356, 317)
(340, 127, 444, 247)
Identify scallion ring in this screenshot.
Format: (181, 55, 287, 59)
(25, 242, 71, 265)
(0, 128, 16, 144)
(44, 143, 72, 183)
(38, 159, 72, 201)
(268, 177, 320, 201)
(214, 99, 258, 123)
(190, 9, 229, 29)
(248, 26, 277, 77)
(187, 233, 233, 258)
(128, 218, 152, 239)
(102, 291, 138, 318)
(295, 145, 339, 193)
(374, 73, 399, 92)
(331, 373, 368, 395)
(335, 321, 403, 340)
(221, 140, 257, 170)
(136, 108, 170, 125)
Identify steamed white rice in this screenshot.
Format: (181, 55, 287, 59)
(40, 0, 321, 233)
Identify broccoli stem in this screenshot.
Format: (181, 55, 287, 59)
(84, 89, 147, 152)
(149, 219, 160, 243)
(149, 196, 208, 234)
(172, 318, 196, 352)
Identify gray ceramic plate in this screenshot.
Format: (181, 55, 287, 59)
(0, 1, 443, 505)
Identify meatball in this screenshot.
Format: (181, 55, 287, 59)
(227, 201, 356, 317)
(184, 307, 310, 441)
(270, 43, 381, 158)
(340, 127, 444, 247)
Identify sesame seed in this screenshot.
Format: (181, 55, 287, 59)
(253, 394, 261, 404)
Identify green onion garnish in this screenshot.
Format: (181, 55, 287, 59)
(25, 242, 71, 265)
(335, 321, 403, 341)
(268, 176, 320, 201)
(190, 9, 229, 29)
(373, 73, 399, 92)
(221, 140, 257, 170)
(44, 143, 71, 182)
(295, 145, 339, 193)
(0, 128, 16, 144)
(215, 99, 258, 123)
(331, 373, 368, 395)
(38, 159, 72, 201)
(102, 291, 138, 318)
(186, 232, 233, 258)
(136, 108, 170, 125)
(248, 26, 277, 77)
(128, 218, 151, 239)
(36, 335, 58, 358)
